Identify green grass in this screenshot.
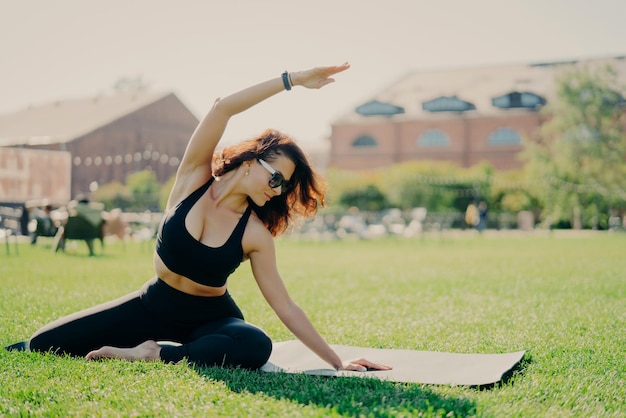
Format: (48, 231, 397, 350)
(1, 232, 625, 417)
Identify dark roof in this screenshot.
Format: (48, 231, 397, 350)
(0, 91, 172, 146)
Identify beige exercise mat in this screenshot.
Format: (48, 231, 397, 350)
(261, 340, 526, 386)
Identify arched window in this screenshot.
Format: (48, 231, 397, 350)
(352, 135, 378, 147)
(492, 91, 546, 109)
(417, 129, 450, 147)
(488, 128, 522, 145)
(355, 100, 405, 117)
(422, 96, 475, 113)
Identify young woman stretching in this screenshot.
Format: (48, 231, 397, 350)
(7, 63, 391, 373)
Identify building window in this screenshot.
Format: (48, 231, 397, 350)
(417, 129, 450, 147)
(422, 96, 475, 112)
(352, 135, 378, 147)
(492, 91, 546, 109)
(355, 100, 405, 117)
(487, 128, 522, 145)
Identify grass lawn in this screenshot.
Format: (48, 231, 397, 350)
(1, 231, 624, 417)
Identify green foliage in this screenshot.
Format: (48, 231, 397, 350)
(93, 181, 132, 211)
(338, 184, 389, 211)
(522, 64, 626, 228)
(380, 161, 468, 210)
(94, 171, 174, 212)
(328, 162, 498, 214)
(2, 234, 625, 416)
(324, 168, 381, 207)
(489, 170, 538, 213)
(125, 170, 162, 211)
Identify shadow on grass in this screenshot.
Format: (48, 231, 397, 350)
(475, 351, 532, 391)
(195, 367, 477, 416)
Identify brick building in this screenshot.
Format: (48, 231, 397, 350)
(328, 56, 626, 170)
(0, 91, 199, 199)
(0, 147, 71, 205)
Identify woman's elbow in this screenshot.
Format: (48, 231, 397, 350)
(210, 97, 236, 118)
(273, 299, 301, 322)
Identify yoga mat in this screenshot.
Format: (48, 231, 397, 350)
(261, 340, 526, 386)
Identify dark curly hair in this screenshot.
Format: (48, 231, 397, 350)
(212, 129, 327, 236)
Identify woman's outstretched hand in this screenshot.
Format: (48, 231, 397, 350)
(340, 357, 392, 372)
(291, 62, 350, 89)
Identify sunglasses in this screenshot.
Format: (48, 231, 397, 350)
(257, 158, 291, 194)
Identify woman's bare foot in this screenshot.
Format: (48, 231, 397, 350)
(86, 340, 161, 362)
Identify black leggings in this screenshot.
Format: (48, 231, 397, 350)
(29, 277, 272, 369)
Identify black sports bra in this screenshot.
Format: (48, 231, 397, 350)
(156, 177, 252, 287)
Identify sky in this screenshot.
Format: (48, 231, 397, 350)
(1, 0, 625, 150)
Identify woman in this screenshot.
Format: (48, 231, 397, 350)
(7, 63, 390, 373)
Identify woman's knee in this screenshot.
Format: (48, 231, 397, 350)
(190, 318, 273, 369)
(235, 326, 272, 369)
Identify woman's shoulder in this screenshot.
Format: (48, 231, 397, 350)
(246, 210, 271, 236)
(242, 211, 274, 252)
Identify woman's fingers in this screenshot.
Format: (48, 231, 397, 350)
(342, 357, 393, 372)
(295, 62, 350, 89)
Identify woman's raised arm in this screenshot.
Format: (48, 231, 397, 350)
(176, 63, 350, 182)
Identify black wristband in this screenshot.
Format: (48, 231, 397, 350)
(281, 71, 292, 91)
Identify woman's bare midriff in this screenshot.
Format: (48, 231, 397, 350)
(153, 253, 227, 297)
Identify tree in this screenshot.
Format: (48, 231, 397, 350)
(126, 170, 161, 211)
(522, 64, 626, 229)
(93, 181, 131, 211)
(338, 184, 389, 212)
(384, 161, 492, 213)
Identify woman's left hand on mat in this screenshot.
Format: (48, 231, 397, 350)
(341, 358, 393, 372)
